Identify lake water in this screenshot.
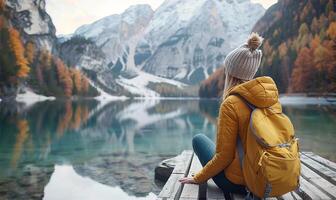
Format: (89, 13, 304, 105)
(0, 99, 335, 200)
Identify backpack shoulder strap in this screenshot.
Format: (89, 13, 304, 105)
(237, 136, 244, 170)
(230, 94, 263, 200)
(229, 94, 256, 170)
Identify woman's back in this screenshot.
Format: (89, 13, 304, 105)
(219, 76, 280, 185)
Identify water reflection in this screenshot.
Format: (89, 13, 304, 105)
(44, 165, 156, 200)
(0, 99, 335, 199)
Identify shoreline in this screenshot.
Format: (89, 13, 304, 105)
(1, 93, 336, 105)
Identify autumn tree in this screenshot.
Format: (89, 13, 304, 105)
(25, 41, 35, 64)
(8, 28, 30, 77)
(294, 23, 310, 51)
(56, 59, 73, 97)
(0, 13, 31, 97)
(82, 75, 89, 93)
(71, 68, 82, 94)
(325, 22, 336, 91)
(311, 17, 319, 33)
(0, 16, 4, 28)
(39, 49, 52, 70)
(313, 40, 330, 71)
(278, 42, 288, 59)
(0, 0, 5, 12)
(327, 22, 336, 48)
(291, 47, 315, 92)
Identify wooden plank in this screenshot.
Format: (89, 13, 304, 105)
(300, 154, 336, 185)
(302, 152, 336, 172)
(179, 154, 203, 199)
(172, 150, 194, 175)
(290, 192, 303, 200)
(159, 151, 336, 200)
(158, 151, 193, 200)
(300, 163, 336, 199)
(295, 177, 330, 200)
(231, 194, 244, 200)
(158, 173, 184, 199)
(278, 191, 302, 200)
(207, 179, 225, 200)
(232, 192, 300, 200)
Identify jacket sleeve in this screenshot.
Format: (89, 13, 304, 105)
(193, 98, 238, 183)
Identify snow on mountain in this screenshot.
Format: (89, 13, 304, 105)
(16, 88, 56, 107)
(61, 0, 265, 97)
(63, 4, 189, 97)
(116, 69, 186, 97)
(74, 4, 154, 71)
(136, 0, 265, 83)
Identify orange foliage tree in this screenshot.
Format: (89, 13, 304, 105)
(71, 68, 82, 94)
(56, 59, 73, 97)
(8, 28, 30, 77)
(82, 75, 89, 93)
(0, 0, 5, 12)
(0, 16, 5, 28)
(25, 42, 35, 64)
(291, 47, 314, 92)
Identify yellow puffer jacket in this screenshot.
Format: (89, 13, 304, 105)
(193, 76, 280, 185)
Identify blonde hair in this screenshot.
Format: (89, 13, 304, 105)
(222, 72, 246, 100)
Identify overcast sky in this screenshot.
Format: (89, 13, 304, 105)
(46, 0, 277, 35)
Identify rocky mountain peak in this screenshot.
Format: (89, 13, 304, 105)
(136, 0, 265, 84)
(5, 0, 57, 52)
(60, 0, 265, 96)
(121, 4, 153, 25)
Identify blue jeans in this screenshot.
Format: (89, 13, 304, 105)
(192, 134, 246, 195)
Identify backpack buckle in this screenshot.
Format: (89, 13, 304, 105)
(278, 143, 291, 148)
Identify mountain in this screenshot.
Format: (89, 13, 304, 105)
(5, 0, 57, 53)
(199, 0, 336, 97)
(137, 0, 265, 84)
(73, 4, 154, 73)
(61, 0, 264, 97)
(61, 5, 187, 97)
(0, 0, 99, 99)
(0, 0, 266, 99)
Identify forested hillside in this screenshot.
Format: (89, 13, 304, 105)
(0, 0, 97, 98)
(199, 0, 336, 98)
(0, 0, 30, 97)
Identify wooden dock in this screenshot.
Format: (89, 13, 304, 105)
(157, 151, 336, 200)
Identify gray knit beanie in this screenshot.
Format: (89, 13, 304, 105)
(224, 32, 263, 80)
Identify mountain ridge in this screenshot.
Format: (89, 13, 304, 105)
(60, 0, 265, 96)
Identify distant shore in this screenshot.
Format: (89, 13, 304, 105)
(1, 93, 336, 106)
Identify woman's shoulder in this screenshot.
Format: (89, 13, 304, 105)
(222, 95, 242, 106)
(220, 95, 249, 116)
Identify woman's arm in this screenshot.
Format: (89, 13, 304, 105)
(193, 98, 238, 183)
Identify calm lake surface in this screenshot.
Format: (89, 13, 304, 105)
(0, 99, 335, 200)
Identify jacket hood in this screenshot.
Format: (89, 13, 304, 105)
(228, 76, 280, 109)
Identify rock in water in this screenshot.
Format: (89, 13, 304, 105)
(155, 155, 180, 182)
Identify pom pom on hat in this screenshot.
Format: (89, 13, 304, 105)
(247, 32, 264, 51)
(223, 32, 263, 80)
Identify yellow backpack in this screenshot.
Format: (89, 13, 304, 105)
(234, 95, 301, 198)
